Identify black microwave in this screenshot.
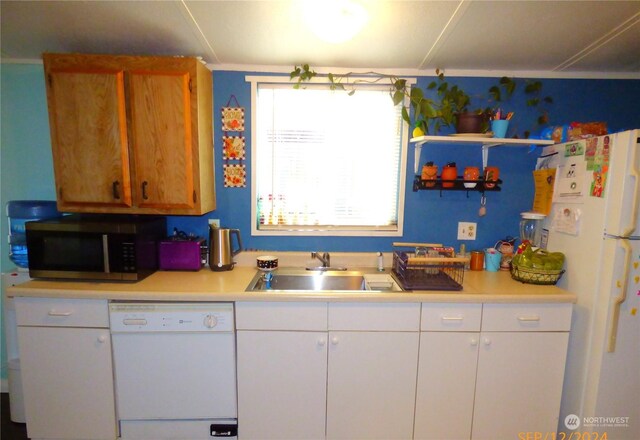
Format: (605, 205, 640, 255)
(26, 215, 166, 281)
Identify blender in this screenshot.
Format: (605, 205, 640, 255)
(519, 212, 546, 248)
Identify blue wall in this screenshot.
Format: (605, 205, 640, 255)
(169, 70, 640, 252)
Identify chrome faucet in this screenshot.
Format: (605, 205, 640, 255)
(311, 251, 331, 268)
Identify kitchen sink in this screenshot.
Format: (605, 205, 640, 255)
(246, 269, 403, 293)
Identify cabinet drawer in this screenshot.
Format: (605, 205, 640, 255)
(15, 297, 109, 328)
(328, 303, 420, 331)
(421, 303, 482, 331)
(482, 303, 572, 332)
(235, 302, 327, 330)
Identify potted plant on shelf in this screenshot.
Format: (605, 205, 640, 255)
(484, 76, 554, 138)
(426, 69, 487, 134)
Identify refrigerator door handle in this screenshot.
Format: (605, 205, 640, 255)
(622, 136, 639, 237)
(607, 239, 632, 353)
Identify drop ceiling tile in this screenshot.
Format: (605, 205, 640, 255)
(0, 1, 210, 60)
(426, 0, 640, 71)
(563, 17, 640, 72)
(185, 0, 460, 68)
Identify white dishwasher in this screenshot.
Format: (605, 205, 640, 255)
(110, 302, 237, 439)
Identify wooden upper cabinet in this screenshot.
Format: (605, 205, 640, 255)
(129, 71, 194, 210)
(47, 68, 132, 208)
(43, 53, 215, 215)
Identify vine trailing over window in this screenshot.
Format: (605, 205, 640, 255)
(290, 64, 437, 135)
(290, 64, 553, 138)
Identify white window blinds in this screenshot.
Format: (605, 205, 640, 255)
(253, 81, 407, 236)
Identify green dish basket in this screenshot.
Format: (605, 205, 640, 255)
(510, 264, 565, 285)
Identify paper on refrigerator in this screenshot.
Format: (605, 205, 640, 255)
(532, 168, 556, 215)
(551, 206, 582, 235)
(553, 141, 587, 203)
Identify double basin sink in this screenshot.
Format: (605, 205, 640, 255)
(246, 268, 403, 293)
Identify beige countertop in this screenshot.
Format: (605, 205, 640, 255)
(7, 266, 576, 304)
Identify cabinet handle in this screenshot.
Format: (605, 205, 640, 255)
(142, 181, 149, 200)
(517, 316, 541, 322)
(470, 338, 478, 346)
(112, 181, 120, 199)
(483, 337, 491, 346)
(441, 316, 463, 321)
(317, 338, 326, 347)
(48, 310, 72, 317)
(331, 336, 339, 345)
(97, 335, 107, 343)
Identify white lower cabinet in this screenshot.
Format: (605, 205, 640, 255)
(472, 331, 569, 439)
(414, 304, 482, 440)
(15, 297, 116, 440)
(236, 302, 328, 440)
(236, 330, 328, 439)
(471, 304, 572, 440)
(236, 301, 421, 440)
(326, 330, 419, 439)
(415, 302, 572, 440)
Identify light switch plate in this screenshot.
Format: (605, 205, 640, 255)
(457, 222, 477, 240)
(208, 219, 221, 228)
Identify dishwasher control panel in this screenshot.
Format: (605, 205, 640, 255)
(109, 302, 234, 332)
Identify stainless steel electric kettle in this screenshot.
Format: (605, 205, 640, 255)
(208, 226, 243, 271)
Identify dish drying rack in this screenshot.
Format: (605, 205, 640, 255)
(391, 243, 467, 291)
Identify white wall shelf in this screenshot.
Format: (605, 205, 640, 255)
(410, 135, 555, 174)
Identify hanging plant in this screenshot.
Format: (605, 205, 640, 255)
(290, 65, 553, 138)
(290, 64, 438, 135)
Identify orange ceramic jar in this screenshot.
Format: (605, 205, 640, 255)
(421, 163, 438, 188)
(441, 163, 457, 188)
(463, 166, 480, 188)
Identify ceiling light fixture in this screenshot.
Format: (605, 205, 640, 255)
(303, 0, 369, 44)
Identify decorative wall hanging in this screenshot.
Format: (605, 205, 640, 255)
(223, 164, 246, 188)
(222, 135, 246, 160)
(221, 95, 246, 189)
(221, 95, 245, 132)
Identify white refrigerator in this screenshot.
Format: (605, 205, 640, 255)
(542, 129, 639, 439)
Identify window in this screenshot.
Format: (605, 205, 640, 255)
(248, 76, 410, 236)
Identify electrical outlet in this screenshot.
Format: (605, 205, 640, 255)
(457, 222, 477, 240)
(208, 219, 220, 228)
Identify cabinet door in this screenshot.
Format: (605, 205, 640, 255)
(47, 68, 132, 208)
(236, 330, 327, 440)
(472, 332, 569, 440)
(326, 331, 419, 440)
(18, 326, 117, 439)
(128, 70, 195, 210)
(414, 332, 479, 440)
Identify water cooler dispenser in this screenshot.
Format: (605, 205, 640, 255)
(7, 200, 60, 268)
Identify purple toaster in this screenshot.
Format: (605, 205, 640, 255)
(159, 237, 207, 271)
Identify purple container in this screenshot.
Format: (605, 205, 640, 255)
(159, 238, 207, 271)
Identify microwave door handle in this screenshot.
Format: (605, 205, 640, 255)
(102, 234, 110, 273)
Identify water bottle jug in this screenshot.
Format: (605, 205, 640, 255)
(6, 201, 60, 268)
